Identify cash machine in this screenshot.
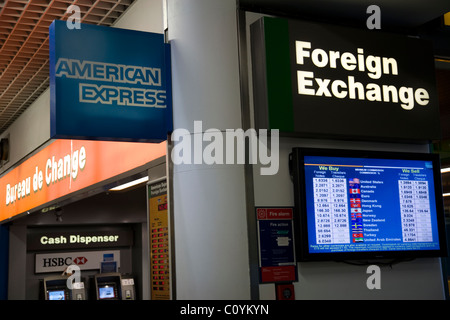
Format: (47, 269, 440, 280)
(41, 273, 135, 300)
(94, 273, 136, 300)
(43, 275, 87, 300)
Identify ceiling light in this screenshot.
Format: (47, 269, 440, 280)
(443, 193, 450, 197)
(109, 176, 149, 191)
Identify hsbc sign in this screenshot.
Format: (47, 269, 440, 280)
(35, 250, 120, 273)
(42, 256, 87, 268)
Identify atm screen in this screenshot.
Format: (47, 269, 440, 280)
(99, 285, 116, 299)
(48, 290, 66, 300)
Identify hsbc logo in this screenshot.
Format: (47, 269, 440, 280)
(42, 256, 87, 268)
(73, 257, 88, 265)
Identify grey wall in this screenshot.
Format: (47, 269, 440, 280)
(0, 89, 50, 175)
(168, 0, 251, 299)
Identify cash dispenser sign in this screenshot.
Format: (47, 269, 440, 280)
(251, 17, 440, 141)
(49, 20, 172, 142)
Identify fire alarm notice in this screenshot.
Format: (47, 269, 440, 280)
(295, 41, 430, 110)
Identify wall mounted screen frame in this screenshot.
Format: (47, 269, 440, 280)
(291, 147, 448, 261)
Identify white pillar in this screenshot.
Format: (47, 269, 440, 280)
(168, 0, 251, 299)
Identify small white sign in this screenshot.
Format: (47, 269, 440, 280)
(122, 278, 134, 286)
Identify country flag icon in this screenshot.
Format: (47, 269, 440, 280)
(352, 222, 363, 230)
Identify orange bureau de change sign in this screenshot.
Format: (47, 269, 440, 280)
(0, 139, 166, 222)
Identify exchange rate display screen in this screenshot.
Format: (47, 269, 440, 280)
(291, 148, 447, 261)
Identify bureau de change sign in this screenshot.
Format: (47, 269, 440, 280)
(49, 20, 172, 142)
(251, 17, 440, 142)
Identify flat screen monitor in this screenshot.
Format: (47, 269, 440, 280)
(291, 148, 448, 261)
(98, 284, 116, 300)
(48, 289, 66, 300)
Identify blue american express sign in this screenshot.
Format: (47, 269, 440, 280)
(49, 20, 172, 142)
